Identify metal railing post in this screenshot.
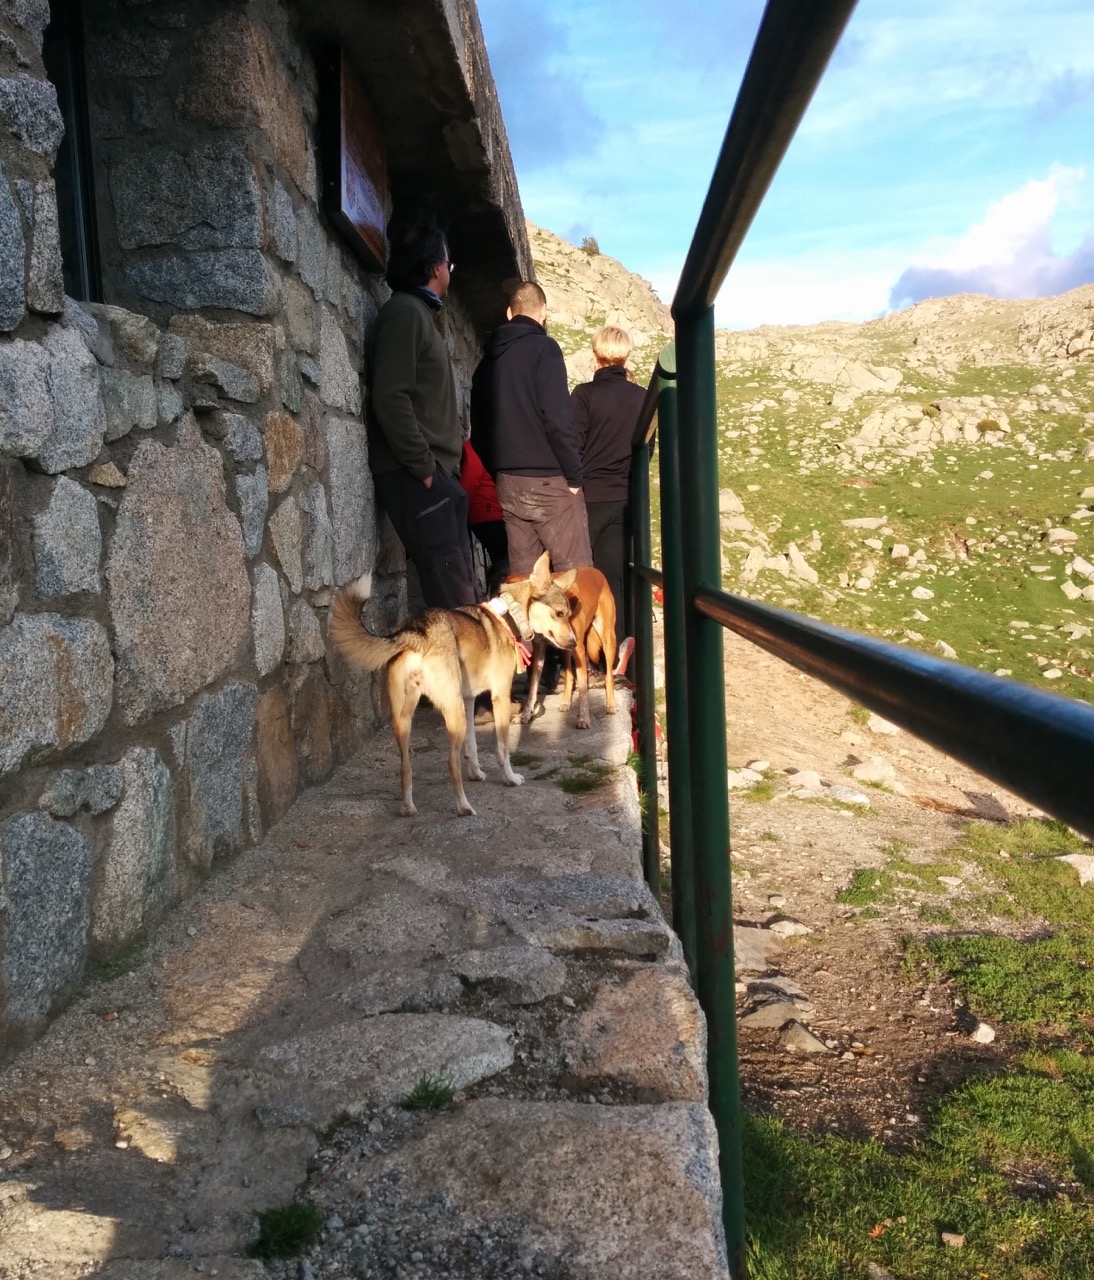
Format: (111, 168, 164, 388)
(675, 305, 745, 1276)
(630, 435, 660, 896)
(654, 381, 698, 982)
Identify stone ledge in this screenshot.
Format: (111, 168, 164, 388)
(0, 684, 727, 1276)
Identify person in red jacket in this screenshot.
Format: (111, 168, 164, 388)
(458, 440, 508, 592)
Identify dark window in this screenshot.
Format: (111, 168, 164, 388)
(42, 0, 101, 302)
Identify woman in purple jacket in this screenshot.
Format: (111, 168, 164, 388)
(571, 326, 647, 646)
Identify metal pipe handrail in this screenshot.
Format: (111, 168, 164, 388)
(693, 584, 1094, 840)
(632, 343, 676, 447)
(674, 0, 858, 318)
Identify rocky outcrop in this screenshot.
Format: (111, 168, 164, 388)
(527, 222, 672, 381)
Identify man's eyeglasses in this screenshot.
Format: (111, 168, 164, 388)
(446, 261, 456, 273)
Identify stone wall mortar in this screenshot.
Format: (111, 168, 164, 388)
(0, 0, 522, 1053)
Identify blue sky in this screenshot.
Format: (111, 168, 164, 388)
(476, 0, 1094, 329)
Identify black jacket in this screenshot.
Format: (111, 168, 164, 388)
(570, 365, 648, 502)
(470, 316, 583, 487)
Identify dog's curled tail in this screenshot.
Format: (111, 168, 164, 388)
(329, 584, 418, 672)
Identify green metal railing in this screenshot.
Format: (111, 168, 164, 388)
(624, 2, 1094, 1276)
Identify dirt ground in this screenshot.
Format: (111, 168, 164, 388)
(667, 626, 1043, 1151)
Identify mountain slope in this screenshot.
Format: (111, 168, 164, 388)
(534, 224, 1094, 702)
(527, 222, 672, 385)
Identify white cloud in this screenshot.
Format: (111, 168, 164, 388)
(889, 166, 1094, 307)
(711, 252, 901, 330)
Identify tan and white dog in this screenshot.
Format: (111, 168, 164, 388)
(521, 565, 618, 730)
(329, 552, 576, 816)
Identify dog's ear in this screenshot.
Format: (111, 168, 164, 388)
(529, 551, 552, 591)
(553, 568, 578, 591)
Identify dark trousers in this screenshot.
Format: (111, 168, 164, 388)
(586, 498, 629, 643)
(470, 520, 509, 596)
(495, 473, 593, 575)
(372, 466, 478, 608)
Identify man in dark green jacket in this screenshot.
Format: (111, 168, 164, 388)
(366, 225, 477, 607)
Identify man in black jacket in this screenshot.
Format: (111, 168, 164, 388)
(571, 325, 647, 643)
(470, 281, 592, 575)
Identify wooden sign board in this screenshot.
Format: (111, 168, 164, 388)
(321, 48, 387, 270)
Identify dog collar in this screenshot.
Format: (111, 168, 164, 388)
(485, 597, 532, 669)
(495, 591, 533, 642)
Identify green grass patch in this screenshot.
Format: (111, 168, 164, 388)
(703, 356, 1094, 705)
(556, 757, 614, 794)
(836, 867, 897, 906)
(909, 930, 1094, 1042)
(742, 778, 781, 803)
(509, 750, 543, 767)
(246, 1200, 324, 1260)
(743, 1098, 1094, 1280)
(887, 855, 964, 893)
(760, 830, 781, 842)
(880, 839, 913, 857)
(809, 796, 874, 817)
(91, 936, 150, 983)
(848, 704, 871, 726)
(918, 904, 958, 925)
(399, 1073, 454, 1111)
(945, 819, 1094, 925)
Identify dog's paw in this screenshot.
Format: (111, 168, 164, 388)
(456, 799, 476, 817)
(467, 764, 486, 782)
(575, 716, 591, 730)
(605, 704, 617, 715)
(519, 706, 534, 725)
(504, 771, 525, 787)
(559, 698, 572, 712)
(400, 801, 417, 817)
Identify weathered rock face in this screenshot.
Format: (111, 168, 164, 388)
(0, 612, 113, 774)
(177, 12, 312, 198)
(0, 324, 106, 469)
(92, 747, 175, 952)
(110, 136, 264, 253)
(183, 683, 257, 869)
(0, 163, 26, 330)
(325, 414, 373, 583)
(0, 457, 24, 625)
(251, 561, 286, 676)
(1, 812, 93, 1028)
(264, 409, 304, 493)
(107, 418, 250, 724)
(254, 686, 298, 827)
(32, 476, 102, 597)
(567, 963, 708, 1101)
(527, 222, 673, 383)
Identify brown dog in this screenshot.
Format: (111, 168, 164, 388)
(521, 566, 618, 730)
(330, 553, 576, 817)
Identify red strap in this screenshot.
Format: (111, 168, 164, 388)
(507, 632, 532, 670)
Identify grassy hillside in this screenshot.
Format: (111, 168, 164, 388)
(709, 356, 1094, 703)
(536, 226, 1094, 706)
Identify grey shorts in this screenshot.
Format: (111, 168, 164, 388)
(496, 473, 593, 576)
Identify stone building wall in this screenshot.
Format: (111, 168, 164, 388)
(0, 0, 526, 1053)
